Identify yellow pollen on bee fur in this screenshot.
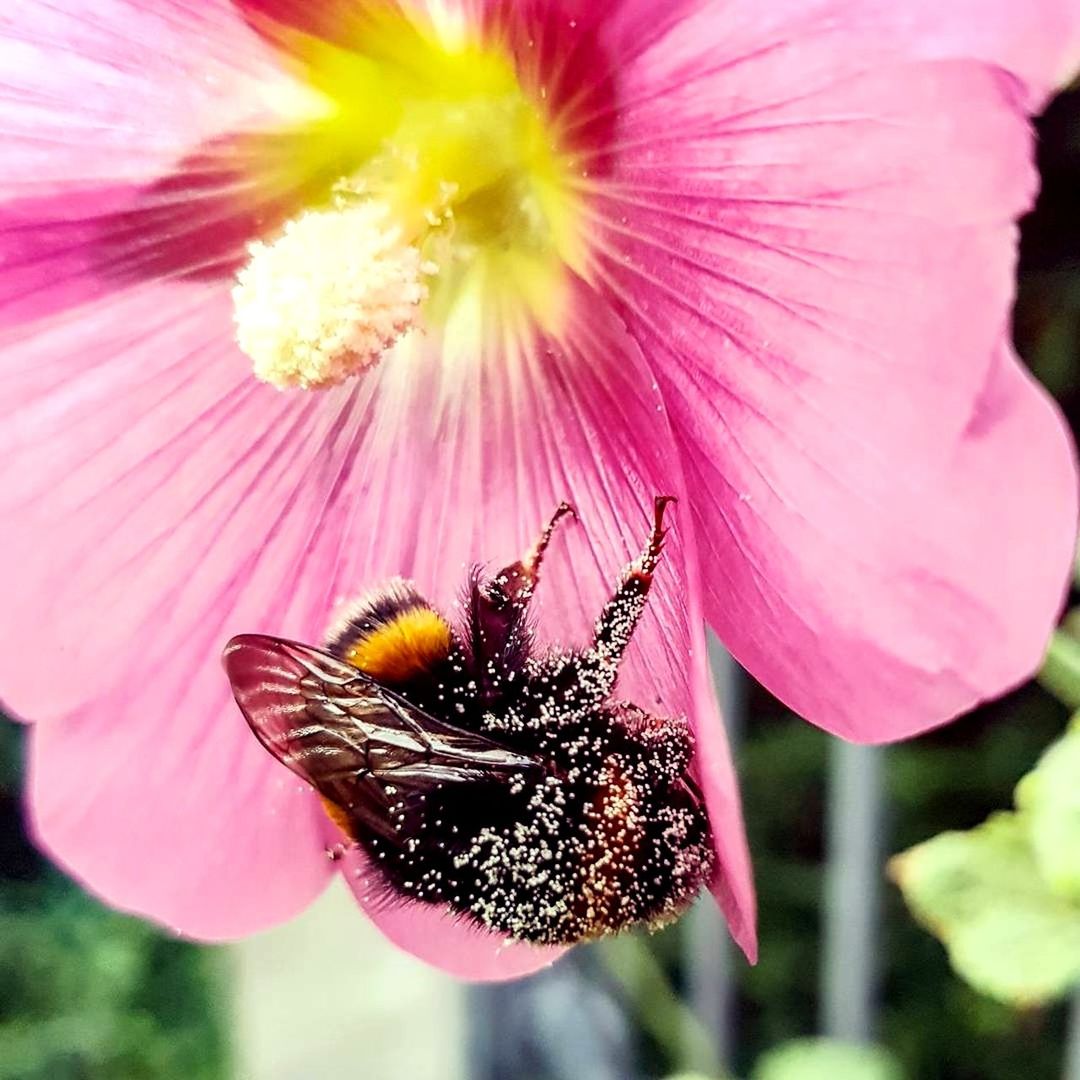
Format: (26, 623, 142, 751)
(577, 768, 644, 937)
(233, 198, 436, 391)
(345, 607, 453, 683)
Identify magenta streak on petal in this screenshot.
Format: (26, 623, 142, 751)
(0, 126, 360, 332)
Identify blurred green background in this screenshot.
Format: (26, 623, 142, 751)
(1, 85, 1077, 1080)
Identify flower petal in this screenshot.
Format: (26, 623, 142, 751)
(589, 33, 1035, 459)
(585, 13, 1075, 738)
(0, 129, 353, 332)
(0, 283, 365, 719)
(683, 345, 1076, 742)
(864, 0, 1080, 111)
(232, 0, 699, 60)
(0, 1, 282, 195)
(340, 849, 567, 982)
(0, 3, 352, 333)
(230, 0, 700, 161)
(28, 647, 334, 939)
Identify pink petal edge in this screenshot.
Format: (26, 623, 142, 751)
(27, 672, 335, 940)
(689, 345, 1077, 743)
(340, 848, 567, 982)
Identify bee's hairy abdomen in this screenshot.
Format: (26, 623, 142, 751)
(349, 666, 714, 945)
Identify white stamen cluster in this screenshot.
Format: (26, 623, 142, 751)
(233, 199, 434, 390)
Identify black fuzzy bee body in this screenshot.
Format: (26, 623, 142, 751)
(225, 499, 715, 946)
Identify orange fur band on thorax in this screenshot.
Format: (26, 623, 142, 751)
(343, 607, 452, 683)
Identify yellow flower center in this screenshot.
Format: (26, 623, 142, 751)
(235, 9, 584, 390)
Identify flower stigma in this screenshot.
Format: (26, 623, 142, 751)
(233, 9, 585, 390)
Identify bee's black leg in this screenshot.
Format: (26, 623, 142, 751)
(584, 496, 676, 697)
(492, 501, 577, 606)
(468, 502, 576, 700)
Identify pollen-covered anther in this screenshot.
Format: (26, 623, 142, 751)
(233, 200, 435, 391)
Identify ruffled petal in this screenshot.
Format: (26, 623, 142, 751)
(583, 9, 1076, 739)
(679, 344, 1076, 742)
(861, 0, 1080, 111)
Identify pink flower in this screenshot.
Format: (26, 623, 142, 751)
(1, 0, 1078, 981)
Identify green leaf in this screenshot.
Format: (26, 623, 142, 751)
(1015, 715, 1080, 902)
(1037, 629, 1080, 709)
(751, 1038, 903, 1080)
(890, 813, 1080, 1006)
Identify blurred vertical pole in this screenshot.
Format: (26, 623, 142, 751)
(683, 635, 744, 1073)
(468, 950, 640, 1080)
(819, 740, 886, 1043)
(1065, 991, 1080, 1080)
(466, 983, 505, 1080)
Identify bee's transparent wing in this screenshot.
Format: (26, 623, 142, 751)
(223, 634, 539, 841)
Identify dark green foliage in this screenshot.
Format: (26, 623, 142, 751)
(0, 719, 229, 1080)
(723, 684, 1071, 1080)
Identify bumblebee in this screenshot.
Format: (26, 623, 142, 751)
(224, 497, 714, 946)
